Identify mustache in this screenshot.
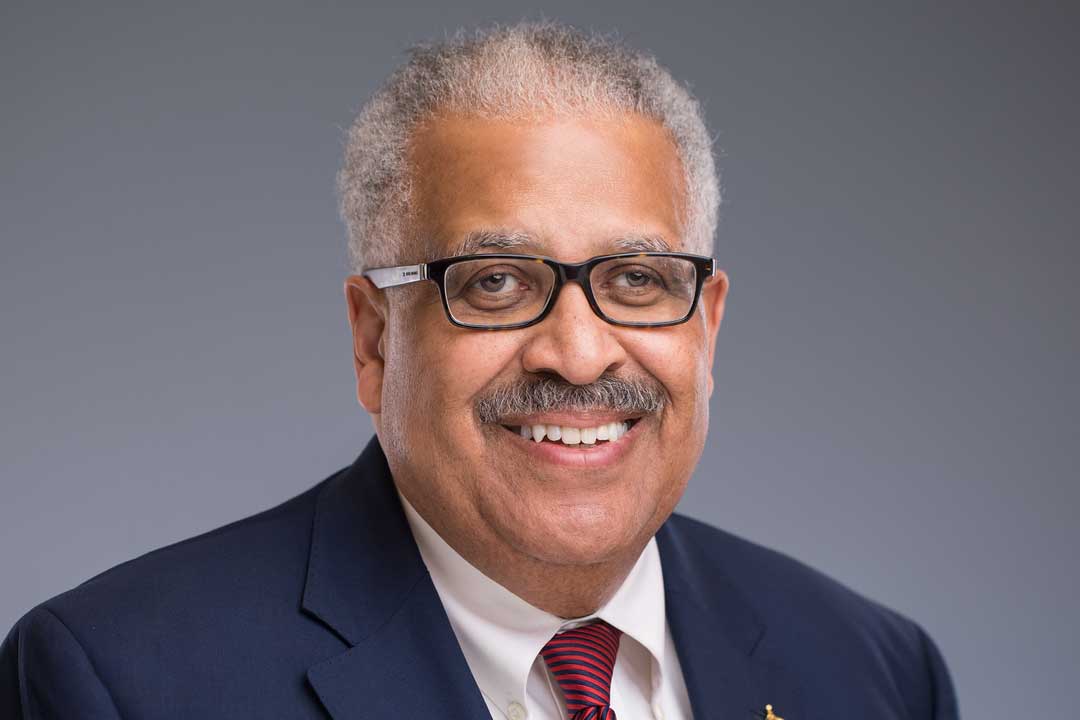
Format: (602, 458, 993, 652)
(475, 374, 667, 425)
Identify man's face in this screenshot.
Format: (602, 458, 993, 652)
(347, 111, 729, 573)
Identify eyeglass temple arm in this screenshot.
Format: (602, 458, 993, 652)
(362, 264, 428, 288)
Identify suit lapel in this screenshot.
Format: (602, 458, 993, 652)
(301, 439, 489, 719)
(300, 439, 805, 719)
(656, 520, 806, 720)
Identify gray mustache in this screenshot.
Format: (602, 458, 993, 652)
(476, 375, 667, 424)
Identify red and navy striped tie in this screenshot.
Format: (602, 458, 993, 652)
(541, 619, 623, 720)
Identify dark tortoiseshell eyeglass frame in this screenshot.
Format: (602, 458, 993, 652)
(362, 251, 716, 330)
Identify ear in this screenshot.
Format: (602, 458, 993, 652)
(344, 275, 386, 414)
(700, 269, 730, 397)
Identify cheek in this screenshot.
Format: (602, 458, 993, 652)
(385, 304, 524, 444)
(626, 327, 713, 472)
(629, 327, 711, 413)
(440, 334, 522, 401)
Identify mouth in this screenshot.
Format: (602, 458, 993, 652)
(500, 417, 641, 447)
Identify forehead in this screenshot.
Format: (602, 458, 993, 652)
(450, 228, 673, 257)
(406, 112, 687, 260)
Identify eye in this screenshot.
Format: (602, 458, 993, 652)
(609, 266, 663, 290)
(474, 271, 525, 294)
(616, 270, 653, 288)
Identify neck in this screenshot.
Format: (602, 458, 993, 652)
(478, 541, 646, 619)
(403, 491, 649, 619)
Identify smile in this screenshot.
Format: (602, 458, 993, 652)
(502, 419, 640, 446)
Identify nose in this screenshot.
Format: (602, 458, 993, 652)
(519, 282, 628, 384)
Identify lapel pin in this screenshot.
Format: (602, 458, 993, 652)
(765, 704, 784, 720)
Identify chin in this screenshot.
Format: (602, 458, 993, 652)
(512, 508, 643, 567)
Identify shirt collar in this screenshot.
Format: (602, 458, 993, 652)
(397, 489, 668, 712)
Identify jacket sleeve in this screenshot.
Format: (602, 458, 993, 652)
(0, 605, 122, 720)
(916, 622, 960, 719)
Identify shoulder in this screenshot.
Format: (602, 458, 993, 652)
(50, 474, 330, 628)
(664, 511, 918, 624)
(664, 511, 913, 632)
(0, 467, 355, 716)
(4, 467, 342, 670)
(660, 513, 958, 716)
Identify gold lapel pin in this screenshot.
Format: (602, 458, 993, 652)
(764, 704, 784, 720)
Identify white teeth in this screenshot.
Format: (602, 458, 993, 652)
(515, 421, 632, 445)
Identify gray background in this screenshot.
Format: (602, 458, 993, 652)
(2, 1, 1076, 716)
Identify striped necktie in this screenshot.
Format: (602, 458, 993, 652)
(540, 619, 623, 720)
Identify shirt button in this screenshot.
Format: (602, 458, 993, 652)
(652, 701, 665, 720)
(507, 701, 527, 720)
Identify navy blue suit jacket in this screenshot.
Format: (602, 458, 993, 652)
(1, 438, 959, 718)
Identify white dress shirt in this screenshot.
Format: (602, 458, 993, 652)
(398, 491, 694, 720)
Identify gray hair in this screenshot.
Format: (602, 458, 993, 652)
(475, 374, 667, 425)
(338, 21, 720, 272)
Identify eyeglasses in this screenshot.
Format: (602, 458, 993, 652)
(362, 252, 715, 329)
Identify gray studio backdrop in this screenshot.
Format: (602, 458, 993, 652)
(2, 2, 1077, 716)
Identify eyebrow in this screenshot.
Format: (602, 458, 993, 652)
(611, 234, 673, 252)
(449, 229, 534, 256)
(447, 229, 674, 257)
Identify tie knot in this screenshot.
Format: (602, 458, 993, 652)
(540, 620, 623, 720)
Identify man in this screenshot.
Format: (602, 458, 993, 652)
(1, 22, 958, 719)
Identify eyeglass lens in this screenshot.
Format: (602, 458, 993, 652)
(442, 256, 699, 327)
